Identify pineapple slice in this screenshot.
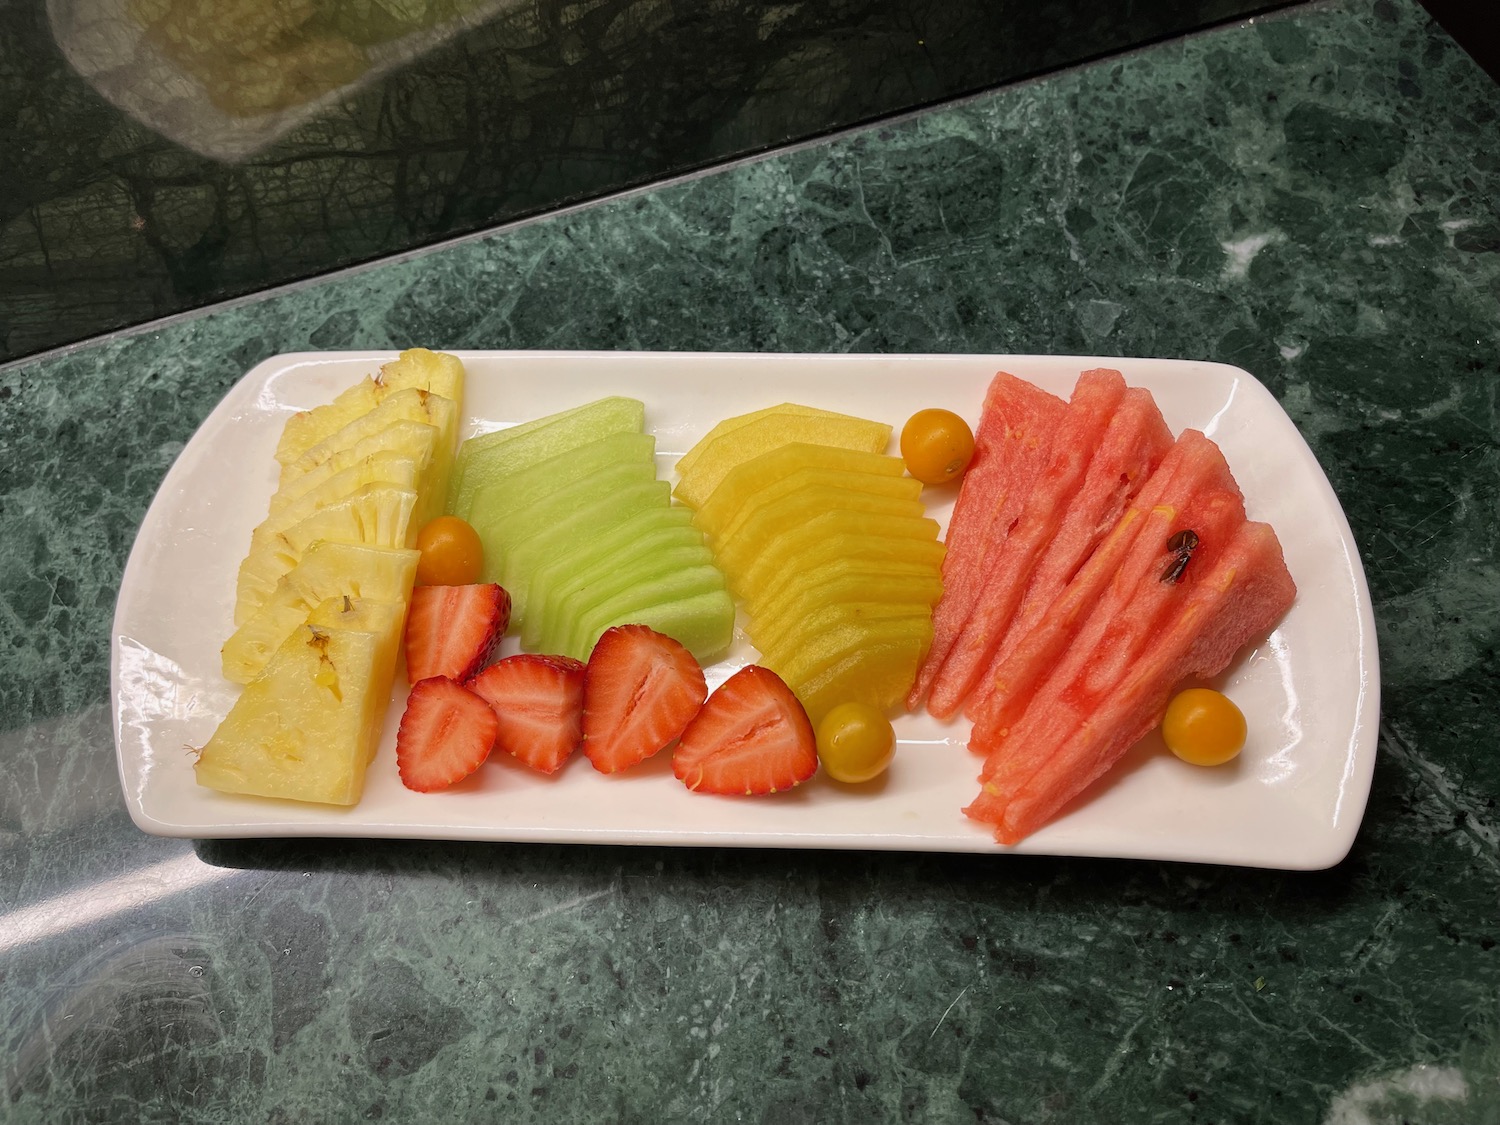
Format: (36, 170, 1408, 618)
(196, 597, 405, 805)
(248, 452, 421, 558)
(221, 541, 419, 684)
(279, 386, 457, 529)
(269, 419, 437, 516)
(234, 484, 417, 625)
(274, 348, 465, 467)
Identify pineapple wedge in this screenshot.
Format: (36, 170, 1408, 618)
(269, 419, 437, 516)
(196, 597, 405, 805)
(279, 386, 457, 529)
(221, 541, 419, 684)
(274, 348, 465, 467)
(234, 484, 418, 625)
(248, 452, 421, 558)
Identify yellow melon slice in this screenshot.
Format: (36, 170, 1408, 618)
(676, 403, 841, 477)
(692, 443, 907, 541)
(673, 415, 892, 510)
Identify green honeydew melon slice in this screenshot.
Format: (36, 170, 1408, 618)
(448, 397, 645, 519)
(500, 479, 672, 625)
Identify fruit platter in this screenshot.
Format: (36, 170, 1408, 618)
(111, 350, 1378, 869)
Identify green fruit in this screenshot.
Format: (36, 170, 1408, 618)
(589, 589, 736, 665)
(447, 397, 645, 519)
(527, 507, 700, 650)
(502, 480, 672, 625)
(532, 526, 708, 653)
(473, 459, 658, 588)
(470, 431, 658, 532)
(565, 564, 729, 661)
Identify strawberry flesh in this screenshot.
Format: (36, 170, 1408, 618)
(468, 654, 586, 774)
(583, 624, 706, 773)
(396, 676, 499, 792)
(404, 583, 511, 684)
(673, 665, 818, 795)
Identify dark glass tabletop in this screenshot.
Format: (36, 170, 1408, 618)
(4, 0, 1294, 364)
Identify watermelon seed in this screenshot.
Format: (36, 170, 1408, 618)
(1161, 529, 1200, 584)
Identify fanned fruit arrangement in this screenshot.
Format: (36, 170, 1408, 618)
(673, 407, 945, 726)
(194, 350, 1297, 848)
(197, 348, 462, 804)
(908, 369, 1296, 844)
(445, 396, 734, 663)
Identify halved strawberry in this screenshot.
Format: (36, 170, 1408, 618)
(404, 583, 510, 684)
(468, 654, 586, 773)
(673, 665, 818, 795)
(396, 676, 499, 792)
(582, 624, 706, 773)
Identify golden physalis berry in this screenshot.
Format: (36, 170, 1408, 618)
(815, 701, 896, 783)
(900, 408, 976, 485)
(1161, 688, 1246, 766)
(414, 515, 484, 586)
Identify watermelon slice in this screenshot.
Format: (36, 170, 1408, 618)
(906, 371, 1068, 711)
(966, 385, 1173, 717)
(968, 429, 1242, 759)
(966, 518, 1295, 844)
(924, 369, 1127, 718)
(976, 483, 1245, 785)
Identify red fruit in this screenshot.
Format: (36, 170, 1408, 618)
(673, 665, 818, 795)
(582, 625, 706, 773)
(966, 519, 1294, 844)
(404, 583, 510, 684)
(968, 430, 1243, 759)
(468, 654, 586, 774)
(396, 676, 499, 792)
(925, 370, 1134, 718)
(965, 385, 1173, 718)
(907, 371, 1067, 712)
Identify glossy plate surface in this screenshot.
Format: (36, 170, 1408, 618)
(111, 352, 1378, 868)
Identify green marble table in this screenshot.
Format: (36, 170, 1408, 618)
(3, 0, 1498, 1120)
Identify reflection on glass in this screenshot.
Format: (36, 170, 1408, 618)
(127, 0, 493, 116)
(49, 0, 511, 160)
(0, 852, 237, 956)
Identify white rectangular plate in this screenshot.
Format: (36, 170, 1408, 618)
(112, 352, 1379, 869)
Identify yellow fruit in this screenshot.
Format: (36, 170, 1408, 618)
(745, 535, 946, 621)
(793, 637, 930, 726)
(759, 604, 934, 674)
(714, 485, 927, 592)
(413, 515, 484, 586)
(676, 404, 845, 477)
(279, 386, 457, 529)
(816, 702, 897, 783)
(748, 570, 944, 659)
(739, 511, 940, 604)
(221, 541, 419, 683)
(248, 453, 421, 559)
(1162, 688, 1247, 766)
(692, 444, 907, 542)
(275, 348, 464, 466)
(677, 409, 942, 728)
(269, 419, 437, 515)
(673, 414, 892, 510)
(234, 484, 418, 625)
(713, 467, 921, 550)
(196, 597, 405, 805)
(900, 408, 976, 485)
